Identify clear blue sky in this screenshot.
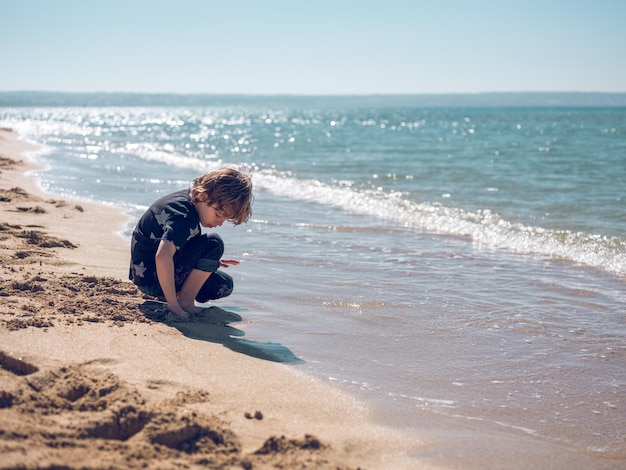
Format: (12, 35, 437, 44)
(1, 0, 625, 94)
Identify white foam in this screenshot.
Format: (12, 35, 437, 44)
(117, 142, 223, 173)
(252, 170, 626, 277)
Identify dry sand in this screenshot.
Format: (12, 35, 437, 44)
(0, 129, 430, 469)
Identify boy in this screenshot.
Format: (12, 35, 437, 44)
(129, 165, 253, 319)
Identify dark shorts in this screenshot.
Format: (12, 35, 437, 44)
(136, 233, 234, 302)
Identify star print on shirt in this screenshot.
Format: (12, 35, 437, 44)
(188, 225, 200, 241)
(154, 209, 170, 227)
(132, 261, 147, 278)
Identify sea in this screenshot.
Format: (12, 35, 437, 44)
(1, 98, 624, 467)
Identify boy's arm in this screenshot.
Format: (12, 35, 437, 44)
(155, 239, 188, 319)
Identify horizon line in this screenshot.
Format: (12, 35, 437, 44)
(2, 90, 626, 96)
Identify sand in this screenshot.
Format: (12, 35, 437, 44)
(0, 128, 432, 469)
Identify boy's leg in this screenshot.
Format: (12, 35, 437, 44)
(178, 269, 234, 310)
(195, 270, 234, 302)
(174, 233, 233, 308)
(177, 269, 212, 312)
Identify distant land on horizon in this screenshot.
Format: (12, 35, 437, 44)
(1, 91, 625, 107)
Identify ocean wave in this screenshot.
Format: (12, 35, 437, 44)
(254, 170, 626, 278)
(115, 142, 223, 173)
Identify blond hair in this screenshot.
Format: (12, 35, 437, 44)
(190, 165, 253, 225)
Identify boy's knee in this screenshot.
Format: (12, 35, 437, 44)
(202, 233, 225, 260)
(195, 258, 221, 273)
(194, 233, 225, 273)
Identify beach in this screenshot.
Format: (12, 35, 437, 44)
(1, 103, 624, 469)
(0, 128, 426, 469)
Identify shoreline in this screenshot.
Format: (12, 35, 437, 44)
(0, 128, 426, 469)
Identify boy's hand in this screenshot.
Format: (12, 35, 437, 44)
(220, 259, 239, 268)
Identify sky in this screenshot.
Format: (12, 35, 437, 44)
(1, 0, 625, 95)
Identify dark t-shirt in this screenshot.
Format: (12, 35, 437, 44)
(129, 189, 201, 288)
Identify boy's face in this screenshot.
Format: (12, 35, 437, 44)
(195, 201, 229, 229)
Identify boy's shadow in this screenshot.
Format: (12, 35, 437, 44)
(139, 301, 304, 364)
